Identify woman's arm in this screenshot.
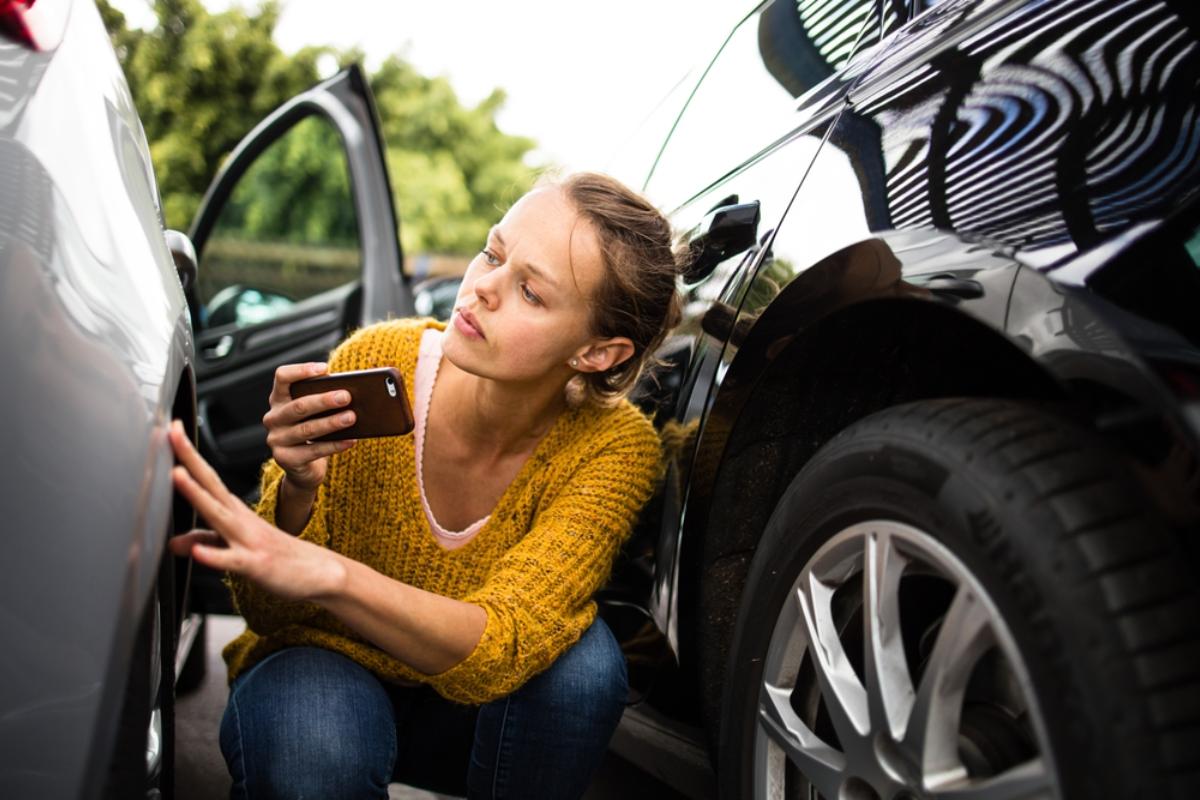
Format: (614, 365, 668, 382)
(168, 420, 486, 674)
(275, 474, 318, 534)
(317, 556, 487, 674)
(168, 399, 663, 697)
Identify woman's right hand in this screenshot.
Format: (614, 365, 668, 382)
(263, 362, 357, 493)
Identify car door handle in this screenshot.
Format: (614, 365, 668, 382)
(202, 335, 234, 360)
(924, 275, 984, 299)
(684, 200, 761, 283)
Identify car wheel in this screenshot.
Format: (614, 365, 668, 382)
(104, 544, 177, 800)
(717, 398, 1200, 799)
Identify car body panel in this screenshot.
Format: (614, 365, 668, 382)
(630, 0, 1200, 732)
(0, 1, 194, 795)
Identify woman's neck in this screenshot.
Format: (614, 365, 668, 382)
(432, 358, 569, 461)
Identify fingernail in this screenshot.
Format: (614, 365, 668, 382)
(340, 412, 354, 424)
(336, 391, 350, 404)
(311, 362, 327, 374)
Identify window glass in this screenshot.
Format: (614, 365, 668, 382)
(198, 115, 360, 330)
(645, 0, 878, 211)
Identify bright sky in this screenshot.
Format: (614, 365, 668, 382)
(110, 0, 742, 180)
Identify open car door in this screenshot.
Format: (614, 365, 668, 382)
(190, 64, 409, 498)
(187, 65, 409, 609)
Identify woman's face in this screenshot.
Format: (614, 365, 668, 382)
(442, 186, 613, 387)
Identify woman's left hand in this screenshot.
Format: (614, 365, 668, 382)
(167, 420, 340, 603)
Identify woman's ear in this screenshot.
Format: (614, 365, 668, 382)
(572, 336, 635, 373)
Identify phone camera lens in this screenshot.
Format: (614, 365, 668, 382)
(386, 377, 397, 397)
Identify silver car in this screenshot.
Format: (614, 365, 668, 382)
(0, 0, 412, 796)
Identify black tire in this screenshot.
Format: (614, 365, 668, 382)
(104, 548, 177, 800)
(717, 398, 1200, 799)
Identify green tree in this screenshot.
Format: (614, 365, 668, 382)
(98, 0, 324, 229)
(369, 57, 538, 254)
(97, 0, 541, 256)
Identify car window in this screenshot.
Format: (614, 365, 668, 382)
(197, 114, 360, 330)
(645, 0, 891, 211)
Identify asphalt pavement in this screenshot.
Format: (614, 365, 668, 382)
(175, 615, 691, 800)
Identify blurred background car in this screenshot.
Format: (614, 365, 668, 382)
(0, 0, 198, 797)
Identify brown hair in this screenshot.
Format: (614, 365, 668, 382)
(549, 172, 684, 406)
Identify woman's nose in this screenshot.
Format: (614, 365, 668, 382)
(473, 267, 501, 309)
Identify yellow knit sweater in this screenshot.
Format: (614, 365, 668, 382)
(221, 318, 663, 705)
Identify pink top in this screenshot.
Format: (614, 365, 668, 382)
(413, 328, 489, 550)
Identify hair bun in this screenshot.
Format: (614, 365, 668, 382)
(553, 171, 684, 406)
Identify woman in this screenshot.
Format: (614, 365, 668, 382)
(167, 172, 683, 799)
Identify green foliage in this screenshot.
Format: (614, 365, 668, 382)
(215, 116, 357, 245)
(97, 0, 541, 255)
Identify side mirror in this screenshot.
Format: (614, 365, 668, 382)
(166, 229, 198, 292)
(683, 200, 761, 283)
(166, 229, 201, 330)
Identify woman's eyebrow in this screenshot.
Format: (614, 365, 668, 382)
(489, 226, 561, 292)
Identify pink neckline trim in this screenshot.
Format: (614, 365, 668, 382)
(414, 328, 489, 550)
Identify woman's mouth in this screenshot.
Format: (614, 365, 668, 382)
(453, 308, 486, 341)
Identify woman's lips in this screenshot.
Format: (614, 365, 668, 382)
(453, 308, 486, 340)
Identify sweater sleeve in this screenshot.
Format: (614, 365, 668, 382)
(422, 411, 663, 704)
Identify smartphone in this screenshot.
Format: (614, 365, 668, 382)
(289, 366, 414, 441)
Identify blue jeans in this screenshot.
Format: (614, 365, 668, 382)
(218, 618, 628, 799)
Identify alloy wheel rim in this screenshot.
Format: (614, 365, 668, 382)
(752, 521, 1059, 800)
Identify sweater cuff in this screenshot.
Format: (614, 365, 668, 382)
(422, 602, 508, 704)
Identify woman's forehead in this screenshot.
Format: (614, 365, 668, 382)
(497, 187, 604, 296)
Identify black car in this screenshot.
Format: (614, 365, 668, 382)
(171, 0, 1200, 798)
(588, 0, 1200, 798)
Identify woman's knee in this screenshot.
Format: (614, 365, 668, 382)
(468, 619, 628, 798)
(220, 647, 396, 799)
(526, 617, 628, 720)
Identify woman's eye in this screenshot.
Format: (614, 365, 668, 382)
(481, 249, 501, 267)
(519, 283, 541, 305)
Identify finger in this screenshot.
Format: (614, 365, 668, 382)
(190, 541, 240, 572)
(275, 438, 355, 467)
(172, 464, 234, 534)
(170, 421, 236, 504)
(269, 362, 328, 404)
(281, 408, 357, 447)
(168, 529, 225, 556)
(263, 390, 352, 439)
(283, 390, 353, 426)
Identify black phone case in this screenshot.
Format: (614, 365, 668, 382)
(288, 367, 414, 441)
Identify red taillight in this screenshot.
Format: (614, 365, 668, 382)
(1, 0, 64, 50)
(0, 0, 36, 47)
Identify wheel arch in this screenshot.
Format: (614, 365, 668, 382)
(678, 296, 1070, 719)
